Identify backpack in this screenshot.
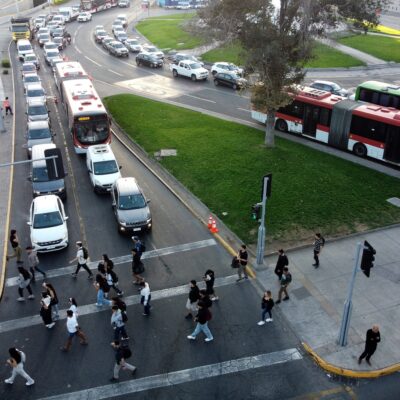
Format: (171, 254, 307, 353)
(122, 347, 132, 359)
(321, 236, 325, 246)
(82, 247, 89, 260)
(121, 311, 128, 323)
(140, 242, 146, 253)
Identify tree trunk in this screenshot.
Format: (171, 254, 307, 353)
(264, 110, 276, 148)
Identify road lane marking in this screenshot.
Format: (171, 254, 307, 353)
(38, 349, 302, 400)
(5, 239, 217, 287)
(84, 56, 101, 67)
(184, 94, 217, 103)
(0, 273, 235, 333)
(237, 107, 251, 112)
(76, 48, 82, 54)
(108, 69, 123, 77)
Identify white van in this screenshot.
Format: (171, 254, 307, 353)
(17, 39, 33, 61)
(59, 7, 80, 22)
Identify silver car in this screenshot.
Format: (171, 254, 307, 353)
(23, 73, 41, 93)
(26, 120, 54, 158)
(25, 83, 46, 104)
(26, 99, 50, 122)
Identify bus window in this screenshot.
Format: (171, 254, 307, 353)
(351, 116, 386, 143)
(279, 100, 304, 119)
(371, 92, 380, 105)
(359, 88, 373, 103)
(380, 93, 390, 107)
(390, 96, 400, 109)
(319, 108, 331, 126)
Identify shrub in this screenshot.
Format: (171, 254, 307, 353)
(1, 59, 10, 68)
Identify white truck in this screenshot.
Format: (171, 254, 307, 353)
(170, 60, 209, 81)
(58, 7, 80, 22)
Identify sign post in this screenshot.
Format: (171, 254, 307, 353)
(256, 173, 272, 265)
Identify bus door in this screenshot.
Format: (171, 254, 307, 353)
(384, 125, 400, 163)
(302, 105, 319, 137)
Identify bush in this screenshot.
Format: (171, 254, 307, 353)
(1, 59, 10, 68)
(3, 70, 9, 75)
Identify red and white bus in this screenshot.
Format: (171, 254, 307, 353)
(54, 61, 89, 103)
(252, 86, 400, 165)
(80, 0, 117, 13)
(62, 78, 111, 153)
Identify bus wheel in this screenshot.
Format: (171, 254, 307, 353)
(353, 143, 367, 158)
(275, 119, 288, 132)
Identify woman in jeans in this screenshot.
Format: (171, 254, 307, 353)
(258, 291, 275, 326)
(94, 274, 112, 306)
(17, 266, 34, 302)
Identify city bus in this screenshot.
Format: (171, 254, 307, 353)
(62, 78, 111, 153)
(355, 81, 400, 110)
(251, 86, 400, 165)
(80, 0, 117, 13)
(54, 61, 89, 102)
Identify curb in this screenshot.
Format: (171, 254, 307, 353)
(302, 342, 400, 379)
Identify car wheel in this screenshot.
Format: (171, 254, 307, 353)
(172, 69, 178, 77)
(214, 79, 219, 86)
(353, 142, 367, 158)
(212, 70, 217, 76)
(191, 74, 196, 82)
(275, 119, 288, 132)
(232, 84, 237, 90)
(136, 60, 140, 66)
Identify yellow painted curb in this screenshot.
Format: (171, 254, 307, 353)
(302, 342, 400, 379)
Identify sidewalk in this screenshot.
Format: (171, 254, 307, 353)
(255, 225, 400, 375)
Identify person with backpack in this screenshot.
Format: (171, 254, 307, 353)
(106, 264, 123, 297)
(4, 347, 34, 386)
(275, 267, 292, 304)
(185, 280, 200, 319)
(198, 289, 212, 309)
(236, 244, 249, 281)
(131, 248, 145, 285)
(204, 269, 219, 301)
(313, 233, 325, 268)
(132, 236, 146, 256)
(97, 254, 113, 276)
(110, 340, 136, 382)
(70, 241, 93, 279)
(6, 229, 23, 264)
(16, 266, 34, 302)
(94, 274, 112, 307)
(274, 249, 289, 280)
(111, 305, 129, 341)
(258, 291, 275, 325)
(26, 246, 46, 281)
(187, 301, 214, 342)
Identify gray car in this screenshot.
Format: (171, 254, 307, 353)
(111, 177, 152, 233)
(26, 98, 50, 122)
(109, 41, 129, 57)
(26, 120, 53, 158)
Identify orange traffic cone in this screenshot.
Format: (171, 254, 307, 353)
(207, 216, 213, 230)
(210, 220, 219, 233)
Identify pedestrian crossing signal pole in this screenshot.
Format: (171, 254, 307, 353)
(338, 242, 364, 346)
(256, 174, 272, 265)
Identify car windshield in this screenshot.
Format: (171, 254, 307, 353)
(23, 65, 36, 72)
(331, 83, 341, 91)
(24, 76, 39, 84)
(29, 127, 51, 139)
(25, 55, 37, 62)
(12, 26, 28, 32)
(189, 63, 202, 69)
(97, 31, 107, 36)
(227, 64, 238, 70)
(127, 40, 139, 45)
(27, 89, 45, 97)
(93, 160, 118, 175)
(29, 105, 47, 115)
(19, 45, 31, 51)
(118, 194, 146, 210)
(54, 38, 62, 43)
(46, 43, 58, 49)
(47, 51, 59, 57)
(33, 211, 63, 229)
(32, 166, 49, 182)
(118, 35, 127, 40)
(114, 43, 124, 49)
(40, 35, 50, 40)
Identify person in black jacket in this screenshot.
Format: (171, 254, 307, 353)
(187, 302, 213, 342)
(359, 325, 381, 365)
(198, 289, 212, 309)
(274, 249, 288, 280)
(258, 291, 275, 326)
(185, 280, 200, 319)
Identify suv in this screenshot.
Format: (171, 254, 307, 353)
(86, 144, 121, 193)
(109, 41, 129, 57)
(26, 98, 50, 122)
(309, 80, 348, 97)
(111, 177, 152, 233)
(136, 52, 163, 68)
(211, 62, 243, 77)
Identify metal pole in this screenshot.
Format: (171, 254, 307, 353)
(256, 177, 268, 265)
(0, 108, 6, 133)
(0, 155, 57, 168)
(338, 242, 363, 346)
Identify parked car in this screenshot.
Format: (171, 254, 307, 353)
(86, 144, 122, 193)
(108, 41, 129, 57)
(213, 72, 247, 90)
(22, 53, 40, 70)
(22, 62, 37, 78)
(77, 12, 92, 22)
(23, 73, 41, 93)
(169, 53, 203, 65)
(111, 177, 152, 233)
(211, 62, 244, 77)
(25, 83, 46, 104)
(124, 38, 142, 52)
(26, 98, 50, 123)
(142, 45, 164, 59)
(28, 195, 69, 252)
(26, 120, 53, 158)
(94, 30, 108, 43)
(136, 52, 163, 68)
(309, 80, 349, 97)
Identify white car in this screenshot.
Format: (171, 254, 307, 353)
(25, 83, 46, 104)
(86, 144, 121, 193)
(77, 12, 92, 22)
(23, 73, 41, 93)
(44, 48, 60, 65)
(112, 22, 124, 33)
(116, 14, 128, 28)
(51, 15, 65, 26)
(142, 45, 164, 59)
(44, 41, 59, 51)
(211, 62, 244, 77)
(28, 195, 68, 252)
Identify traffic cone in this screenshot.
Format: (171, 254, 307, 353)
(210, 220, 219, 233)
(207, 216, 213, 230)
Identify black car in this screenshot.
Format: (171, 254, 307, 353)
(213, 72, 247, 90)
(136, 53, 163, 68)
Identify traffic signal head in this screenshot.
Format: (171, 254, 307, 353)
(251, 204, 262, 220)
(44, 148, 66, 180)
(360, 240, 376, 278)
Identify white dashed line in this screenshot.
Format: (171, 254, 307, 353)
(184, 94, 216, 104)
(108, 69, 123, 77)
(85, 56, 102, 67)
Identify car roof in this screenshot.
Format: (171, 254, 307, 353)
(28, 98, 46, 106)
(88, 144, 116, 161)
(32, 143, 56, 166)
(23, 62, 36, 68)
(115, 177, 140, 195)
(33, 194, 60, 213)
(26, 83, 44, 90)
(28, 120, 49, 129)
(311, 80, 337, 86)
(24, 72, 39, 78)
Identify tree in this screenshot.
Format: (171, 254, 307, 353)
(197, 0, 387, 147)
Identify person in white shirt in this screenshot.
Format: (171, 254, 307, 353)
(140, 281, 151, 316)
(69, 241, 93, 279)
(60, 310, 88, 352)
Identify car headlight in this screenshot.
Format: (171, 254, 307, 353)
(119, 220, 127, 226)
(146, 218, 152, 224)
(94, 179, 102, 187)
(33, 190, 41, 195)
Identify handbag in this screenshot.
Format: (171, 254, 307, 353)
(231, 256, 240, 268)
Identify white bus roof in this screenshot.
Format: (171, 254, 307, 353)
(62, 78, 106, 117)
(55, 61, 88, 82)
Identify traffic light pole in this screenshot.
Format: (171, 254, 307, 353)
(338, 242, 363, 346)
(256, 177, 268, 265)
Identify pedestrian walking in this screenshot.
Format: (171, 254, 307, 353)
(204, 269, 219, 301)
(6, 229, 23, 264)
(198, 289, 212, 309)
(17, 266, 34, 302)
(111, 305, 129, 341)
(358, 325, 381, 366)
(3, 97, 13, 116)
(140, 281, 151, 316)
(131, 248, 145, 285)
(236, 244, 249, 281)
(60, 310, 88, 352)
(68, 297, 78, 315)
(4, 348, 34, 386)
(26, 246, 46, 281)
(39, 291, 55, 329)
(94, 274, 112, 306)
(109, 340, 136, 382)
(185, 280, 200, 319)
(106, 264, 123, 297)
(112, 296, 127, 313)
(312, 233, 325, 268)
(275, 267, 292, 304)
(70, 241, 93, 279)
(274, 249, 289, 280)
(187, 302, 213, 342)
(98, 254, 113, 276)
(257, 291, 275, 325)
(132, 236, 145, 256)
(42, 282, 59, 320)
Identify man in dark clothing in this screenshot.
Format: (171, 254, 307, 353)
(313, 233, 324, 268)
(131, 248, 144, 285)
(237, 244, 249, 281)
(274, 249, 289, 280)
(110, 340, 136, 382)
(276, 267, 292, 304)
(6, 229, 23, 264)
(187, 302, 213, 342)
(359, 325, 381, 365)
(185, 280, 200, 319)
(198, 289, 212, 309)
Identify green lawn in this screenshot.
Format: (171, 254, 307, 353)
(202, 42, 364, 68)
(135, 13, 204, 50)
(104, 94, 400, 245)
(338, 35, 400, 63)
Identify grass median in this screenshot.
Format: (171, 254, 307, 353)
(104, 94, 400, 245)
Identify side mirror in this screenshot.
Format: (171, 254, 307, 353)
(65, 216, 69, 220)
(112, 202, 116, 207)
(119, 165, 122, 170)
(27, 221, 31, 226)
(27, 175, 32, 182)
(147, 199, 151, 203)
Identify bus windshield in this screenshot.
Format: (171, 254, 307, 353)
(75, 116, 109, 144)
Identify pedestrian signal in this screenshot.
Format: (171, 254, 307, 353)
(360, 240, 376, 278)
